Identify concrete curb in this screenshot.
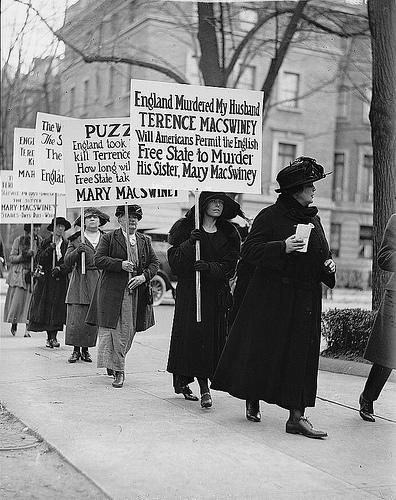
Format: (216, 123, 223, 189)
(319, 355, 396, 382)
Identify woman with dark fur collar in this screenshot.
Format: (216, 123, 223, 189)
(166, 192, 242, 408)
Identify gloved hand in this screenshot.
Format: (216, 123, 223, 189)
(21, 249, 34, 261)
(189, 229, 202, 245)
(51, 266, 61, 278)
(194, 260, 209, 273)
(77, 242, 88, 254)
(49, 242, 56, 250)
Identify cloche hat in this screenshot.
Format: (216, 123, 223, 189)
(115, 204, 143, 220)
(73, 208, 110, 227)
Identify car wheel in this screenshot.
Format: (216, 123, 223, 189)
(151, 275, 167, 306)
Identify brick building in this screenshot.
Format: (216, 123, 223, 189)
(58, 0, 373, 288)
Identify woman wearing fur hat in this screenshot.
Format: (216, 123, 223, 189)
(211, 157, 336, 438)
(4, 223, 42, 336)
(86, 204, 160, 388)
(64, 208, 110, 364)
(166, 192, 242, 408)
(27, 217, 72, 348)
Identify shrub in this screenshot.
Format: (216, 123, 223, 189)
(321, 308, 376, 360)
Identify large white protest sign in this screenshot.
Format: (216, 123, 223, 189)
(12, 128, 37, 191)
(0, 171, 58, 224)
(62, 116, 188, 208)
(34, 112, 75, 194)
(130, 80, 263, 193)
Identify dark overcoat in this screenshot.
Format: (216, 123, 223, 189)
(85, 228, 159, 332)
(28, 236, 70, 330)
(211, 194, 335, 410)
(166, 217, 241, 381)
(364, 213, 396, 368)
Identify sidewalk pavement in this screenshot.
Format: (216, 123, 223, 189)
(1, 301, 396, 500)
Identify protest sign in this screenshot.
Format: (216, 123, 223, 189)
(34, 112, 74, 194)
(0, 171, 58, 224)
(130, 80, 263, 194)
(62, 116, 188, 208)
(12, 128, 37, 191)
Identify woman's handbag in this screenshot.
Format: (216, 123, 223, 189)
(32, 264, 45, 283)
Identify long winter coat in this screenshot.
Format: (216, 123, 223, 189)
(364, 213, 396, 369)
(64, 230, 105, 347)
(28, 236, 70, 331)
(211, 194, 335, 410)
(166, 217, 241, 382)
(86, 228, 159, 332)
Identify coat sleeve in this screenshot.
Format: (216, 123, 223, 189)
(93, 232, 124, 272)
(64, 239, 80, 267)
(141, 236, 160, 282)
(206, 225, 241, 281)
(241, 208, 288, 270)
(378, 214, 396, 273)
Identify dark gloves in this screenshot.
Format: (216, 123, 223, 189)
(51, 266, 61, 278)
(21, 249, 34, 262)
(49, 242, 56, 250)
(194, 260, 210, 274)
(189, 229, 202, 245)
(77, 242, 87, 254)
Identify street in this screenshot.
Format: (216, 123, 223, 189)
(0, 282, 395, 499)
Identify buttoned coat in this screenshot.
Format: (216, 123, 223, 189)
(86, 228, 160, 331)
(211, 194, 335, 410)
(364, 213, 396, 368)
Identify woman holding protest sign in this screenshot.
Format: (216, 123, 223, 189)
(27, 217, 72, 348)
(211, 157, 336, 438)
(64, 208, 110, 364)
(4, 223, 42, 337)
(166, 192, 242, 408)
(86, 205, 160, 388)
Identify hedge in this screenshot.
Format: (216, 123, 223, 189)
(321, 308, 376, 360)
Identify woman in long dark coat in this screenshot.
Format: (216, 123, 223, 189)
(167, 192, 242, 408)
(359, 213, 396, 422)
(28, 217, 71, 348)
(64, 208, 110, 364)
(86, 204, 160, 388)
(211, 157, 336, 438)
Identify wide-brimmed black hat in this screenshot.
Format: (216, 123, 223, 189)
(74, 208, 110, 228)
(198, 191, 244, 220)
(275, 156, 331, 193)
(115, 204, 143, 220)
(47, 217, 71, 232)
(23, 223, 41, 232)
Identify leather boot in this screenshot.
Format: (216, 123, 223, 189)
(112, 371, 125, 388)
(246, 400, 261, 422)
(359, 393, 375, 422)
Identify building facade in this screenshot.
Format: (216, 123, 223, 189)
(58, 0, 373, 288)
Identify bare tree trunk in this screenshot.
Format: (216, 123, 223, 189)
(368, 0, 396, 310)
(198, 2, 223, 87)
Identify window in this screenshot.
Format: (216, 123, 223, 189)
(330, 223, 341, 257)
(337, 86, 350, 119)
(237, 65, 256, 90)
(83, 80, 89, 112)
(359, 225, 373, 259)
(277, 143, 297, 172)
(332, 152, 345, 202)
(279, 72, 300, 109)
(239, 9, 258, 31)
(361, 154, 373, 202)
(108, 65, 115, 100)
(362, 87, 371, 124)
(96, 70, 101, 97)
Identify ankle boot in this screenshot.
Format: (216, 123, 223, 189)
(359, 393, 375, 422)
(112, 371, 125, 388)
(246, 400, 261, 422)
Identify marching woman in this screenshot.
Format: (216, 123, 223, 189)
(211, 157, 336, 437)
(28, 217, 72, 348)
(64, 208, 110, 364)
(166, 192, 242, 408)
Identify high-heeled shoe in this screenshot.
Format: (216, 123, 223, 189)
(106, 368, 115, 377)
(80, 350, 92, 362)
(201, 392, 212, 408)
(246, 400, 261, 422)
(112, 371, 125, 388)
(359, 393, 375, 422)
(181, 386, 199, 401)
(68, 351, 80, 363)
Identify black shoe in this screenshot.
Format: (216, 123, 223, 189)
(200, 392, 212, 408)
(286, 417, 327, 439)
(80, 350, 92, 362)
(68, 351, 80, 363)
(106, 368, 115, 377)
(46, 339, 53, 348)
(24, 332, 31, 338)
(181, 386, 199, 401)
(52, 339, 60, 348)
(246, 400, 261, 422)
(112, 371, 125, 388)
(359, 393, 375, 422)
(11, 324, 17, 336)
